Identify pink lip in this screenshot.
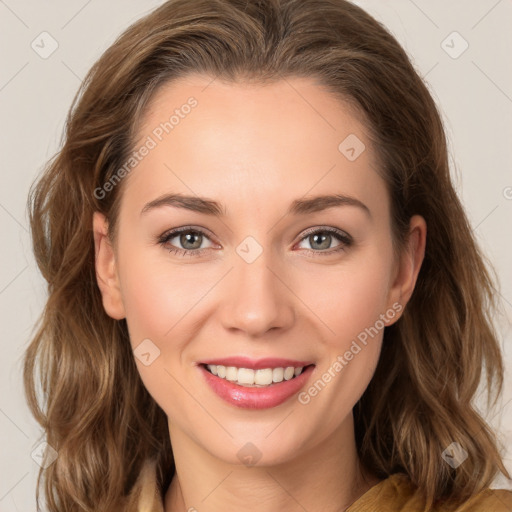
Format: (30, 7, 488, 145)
(199, 356, 315, 370)
(199, 363, 316, 410)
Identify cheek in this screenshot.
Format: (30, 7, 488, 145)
(117, 247, 208, 344)
(302, 250, 394, 344)
(118, 231, 395, 349)
(308, 247, 394, 413)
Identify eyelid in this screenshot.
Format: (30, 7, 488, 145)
(292, 226, 352, 254)
(158, 225, 353, 256)
(158, 225, 217, 244)
(296, 225, 352, 243)
(157, 225, 219, 255)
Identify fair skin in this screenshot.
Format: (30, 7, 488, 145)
(93, 74, 426, 512)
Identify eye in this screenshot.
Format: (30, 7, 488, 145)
(295, 227, 352, 255)
(158, 226, 353, 258)
(158, 227, 216, 257)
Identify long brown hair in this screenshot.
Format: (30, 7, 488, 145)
(24, 0, 510, 510)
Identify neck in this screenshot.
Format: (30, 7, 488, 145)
(164, 414, 379, 512)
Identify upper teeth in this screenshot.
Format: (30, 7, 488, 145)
(207, 365, 304, 387)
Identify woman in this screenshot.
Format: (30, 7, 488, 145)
(24, 0, 512, 511)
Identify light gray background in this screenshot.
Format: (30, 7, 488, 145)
(1, 0, 511, 510)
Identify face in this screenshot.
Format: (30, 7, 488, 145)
(94, 74, 425, 467)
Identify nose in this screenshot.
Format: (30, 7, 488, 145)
(218, 246, 296, 338)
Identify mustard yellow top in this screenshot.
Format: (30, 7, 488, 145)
(124, 458, 512, 512)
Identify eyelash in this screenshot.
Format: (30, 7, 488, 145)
(157, 226, 353, 258)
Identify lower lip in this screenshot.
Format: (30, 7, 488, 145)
(199, 364, 316, 409)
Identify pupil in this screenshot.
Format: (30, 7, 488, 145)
(178, 232, 332, 251)
(311, 233, 330, 250)
(181, 232, 201, 250)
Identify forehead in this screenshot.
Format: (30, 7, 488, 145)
(139, 73, 369, 152)
(120, 74, 385, 218)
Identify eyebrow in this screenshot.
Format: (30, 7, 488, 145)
(140, 193, 371, 218)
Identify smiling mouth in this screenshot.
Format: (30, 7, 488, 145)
(201, 363, 315, 387)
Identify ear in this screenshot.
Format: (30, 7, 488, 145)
(386, 214, 426, 324)
(93, 211, 126, 320)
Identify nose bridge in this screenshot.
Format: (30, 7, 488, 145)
(218, 237, 295, 337)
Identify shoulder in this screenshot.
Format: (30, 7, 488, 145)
(123, 458, 164, 512)
(347, 473, 512, 512)
(455, 487, 512, 511)
(123, 463, 512, 512)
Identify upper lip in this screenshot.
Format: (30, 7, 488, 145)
(199, 356, 315, 370)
